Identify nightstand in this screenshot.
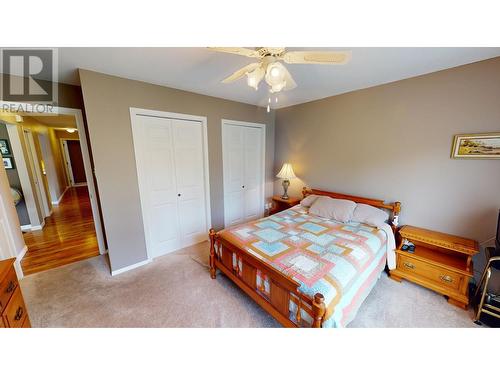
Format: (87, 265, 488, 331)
(389, 225, 479, 309)
(270, 195, 301, 215)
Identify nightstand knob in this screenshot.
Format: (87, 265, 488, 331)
(440, 275, 453, 283)
(403, 261, 415, 270)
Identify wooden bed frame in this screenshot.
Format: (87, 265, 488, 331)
(209, 187, 401, 328)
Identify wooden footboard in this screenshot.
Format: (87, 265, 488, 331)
(209, 229, 326, 328)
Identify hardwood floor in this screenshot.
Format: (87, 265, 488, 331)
(21, 186, 100, 275)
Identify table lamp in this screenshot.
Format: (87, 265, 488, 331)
(276, 163, 296, 200)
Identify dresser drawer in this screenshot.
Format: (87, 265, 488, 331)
(4, 287, 28, 328)
(0, 267, 18, 313)
(22, 315, 31, 328)
(397, 254, 462, 291)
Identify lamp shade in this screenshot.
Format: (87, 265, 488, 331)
(276, 163, 296, 179)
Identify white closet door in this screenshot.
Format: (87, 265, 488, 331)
(172, 119, 207, 247)
(138, 116, 180, 258)
(222, 121, 264, 228)
(243, 126, 262, 222)
(222, 124, 245, 226)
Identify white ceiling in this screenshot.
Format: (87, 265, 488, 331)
(9, 47, 500, 108)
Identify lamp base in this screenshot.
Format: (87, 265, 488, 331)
(281, 179, 290, 200)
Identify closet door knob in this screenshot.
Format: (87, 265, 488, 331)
(242, 185, 245, 189)
(178, 193, 181, 197)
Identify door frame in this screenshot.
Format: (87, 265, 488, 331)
(0, 101, 107, 255)
(129, 107, 212, 261)
(221, 119, 266, 228)
(23, 129, 51, 218)
(5, 123, 45, 230)
(60, 138, 87, 187)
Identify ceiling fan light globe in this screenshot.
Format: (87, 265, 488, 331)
(265, 62, 286, 86)
(270, 66, 281, 78)
(246, 67, 264, 90)
(247, 75, 257, 89)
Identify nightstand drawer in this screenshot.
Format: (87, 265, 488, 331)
(397, 254, 462, 291)
(4, 287, 28, 328)
(0, 267, 18, 313)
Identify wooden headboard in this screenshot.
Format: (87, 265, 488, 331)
(302, 187, 401, 230)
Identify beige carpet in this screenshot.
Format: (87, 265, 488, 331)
(20, 242, 477, 328)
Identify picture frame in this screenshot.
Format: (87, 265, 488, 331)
(451, 132, 500, 159)
(0, 139, 11, 155)
(2, 157, 14, 169)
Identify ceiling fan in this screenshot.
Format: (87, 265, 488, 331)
(209, 47, 351, 93)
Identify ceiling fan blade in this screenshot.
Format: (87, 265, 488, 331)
(221, 63, 261, 83)
(208, 47, 260, 58)
(281, 51, 351, 65)
(282, 66, 297, 91)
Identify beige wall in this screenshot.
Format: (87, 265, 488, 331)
(79, 69, 275, 272)
(275, 57, 500, 280)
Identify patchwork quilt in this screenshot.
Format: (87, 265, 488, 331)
(218, 205, 389, 327)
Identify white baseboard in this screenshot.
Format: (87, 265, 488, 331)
(51, 186, 69, 205)
(111, 259, 151, 276)
(22, 222, 44, 231)
(17, 245, 28, 261)
(13, 261, 24, 279)
(33, 220, 44, 230)
(14, 245, 28, 279)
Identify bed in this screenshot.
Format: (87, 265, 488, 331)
(209, 187, 401, 328)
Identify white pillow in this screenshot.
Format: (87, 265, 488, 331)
(309, 196, 356, 223)
(300, 194, 319, 208)
(352, 203, 389, 228)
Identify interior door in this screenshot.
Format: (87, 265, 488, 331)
(172, 119, 207, 247)
(222, 124, 245, 226)
(243, 126, 263, 222)
(136, 116, 180, 258)
(23, 130, 50, 218)
(66, 140, 87, 184)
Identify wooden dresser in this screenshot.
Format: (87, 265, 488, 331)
(0, 258, 31, 328)
(390, 225, 479, 309)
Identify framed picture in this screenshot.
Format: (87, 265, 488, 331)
(0, 139, 10, 155)
(451, 132, 500, 159)
(2, 157, 14, 169)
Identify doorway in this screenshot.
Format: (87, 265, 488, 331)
(0, 104, 106, 275)
(61, 139, 87, 186)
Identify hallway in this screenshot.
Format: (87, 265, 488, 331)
(21, 186, 100, 275)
